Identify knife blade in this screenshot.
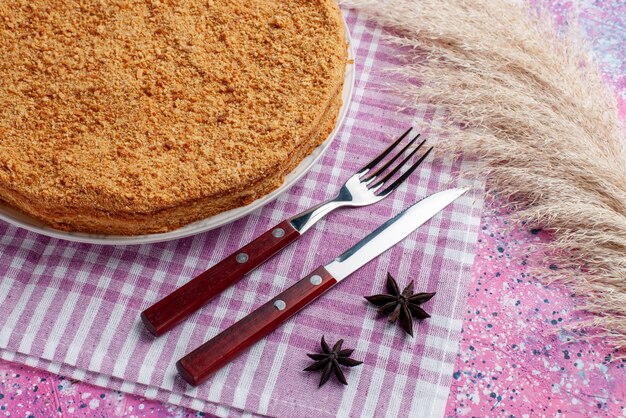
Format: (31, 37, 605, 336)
(176, 187, 469, 386)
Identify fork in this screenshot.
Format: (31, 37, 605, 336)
(141, 128, 432, 336)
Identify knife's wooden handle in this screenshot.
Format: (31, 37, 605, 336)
(176, 266, 337, 386)
(141, 220, 300, 336)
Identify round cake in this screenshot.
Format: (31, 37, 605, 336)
(0, 0, 347, 234)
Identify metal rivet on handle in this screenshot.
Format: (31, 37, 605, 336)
(236, 253, 249, 263)
(274, 300, 286, 311)
(309, 275, 322, 286)
(272, 228, 285, 238)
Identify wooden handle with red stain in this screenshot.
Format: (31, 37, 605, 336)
(141, 220, 300, 336)
(176, 266, 337, 386)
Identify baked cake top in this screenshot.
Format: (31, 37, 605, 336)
(0, 0, 346, 214)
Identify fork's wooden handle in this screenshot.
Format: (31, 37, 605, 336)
(141, 220, 300, 336)
(176, 266, 337, 386)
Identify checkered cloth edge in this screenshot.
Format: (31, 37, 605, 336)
(0, 9, 483, 418)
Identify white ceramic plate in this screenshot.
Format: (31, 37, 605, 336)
(0, 26, 355, 246)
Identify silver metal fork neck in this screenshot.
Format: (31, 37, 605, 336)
(288, 173, 386, 233)
(288, 197, 344, 233)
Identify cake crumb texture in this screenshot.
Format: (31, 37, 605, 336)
(0, 0, 346, 233)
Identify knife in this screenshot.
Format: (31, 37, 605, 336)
(176, 187, 469, 386)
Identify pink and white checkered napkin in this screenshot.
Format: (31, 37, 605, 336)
(0, 10, 483, 417)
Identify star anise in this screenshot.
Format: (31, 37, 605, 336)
(304, 336, 363, 387)
(364, 272, 435, 337)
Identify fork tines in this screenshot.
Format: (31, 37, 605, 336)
(360, 127, 433, 197)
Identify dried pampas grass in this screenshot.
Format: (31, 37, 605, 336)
(342, 0, 626, 348)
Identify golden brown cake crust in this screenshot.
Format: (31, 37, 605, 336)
(0, 0, 347, 234)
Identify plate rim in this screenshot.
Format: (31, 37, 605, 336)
(0, 23, 356, 246)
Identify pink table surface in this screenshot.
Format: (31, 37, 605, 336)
(1, 0, 624, 416)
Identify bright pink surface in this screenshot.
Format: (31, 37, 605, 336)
(0, 0, 624, 417)
(446, 204, 626, 417)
